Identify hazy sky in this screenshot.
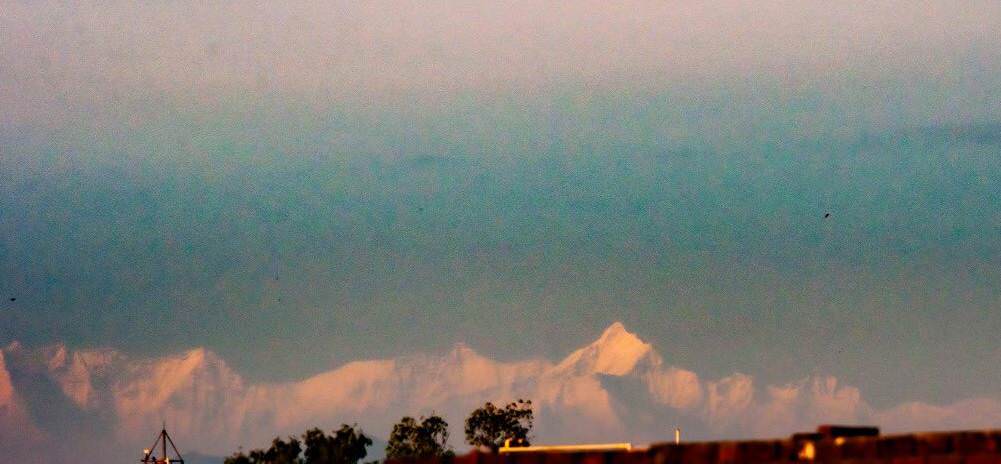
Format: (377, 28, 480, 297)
(2, 1, 1000, 411)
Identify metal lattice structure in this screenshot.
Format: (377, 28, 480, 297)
(140, 426, 185, 464)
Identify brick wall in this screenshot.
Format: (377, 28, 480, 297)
(388, 429, 1001, 464)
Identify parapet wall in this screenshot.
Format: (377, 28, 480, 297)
(389, 430, 1001, 464)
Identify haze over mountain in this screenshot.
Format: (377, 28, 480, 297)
(3, 323, 999, 463)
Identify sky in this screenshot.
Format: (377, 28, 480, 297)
(2, 0, 1001, 423)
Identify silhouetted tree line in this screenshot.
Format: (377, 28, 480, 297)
(224, 399, 534, 464)
(224, 425, 371, 464)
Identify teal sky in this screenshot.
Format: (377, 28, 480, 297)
(2, 1, 1000, 411)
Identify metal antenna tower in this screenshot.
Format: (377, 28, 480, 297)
(140, 425, 186, 464)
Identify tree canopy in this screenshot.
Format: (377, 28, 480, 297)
(224, 425, 371, 464)
(303, 425, 372, 464)
(385, 415, 454, 459)
(464, 399, 534, 453)
(222, 399, 536, 461)
(223, 436, 303, 464)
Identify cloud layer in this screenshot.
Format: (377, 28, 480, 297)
(4, 1, 1001, 129)
(2, 323, 999, 462)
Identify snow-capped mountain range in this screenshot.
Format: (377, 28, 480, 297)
(2, 323, 999, 463)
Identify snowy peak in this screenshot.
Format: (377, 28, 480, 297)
(595, 322, 642, 347)
(47, 345, 123, 410)
(0, 346, 44, 453)
(556, 322, 657, 376)
(4, 327, 996, 462)
(446, 342, 483, 363)
(0, 350, 15, 408)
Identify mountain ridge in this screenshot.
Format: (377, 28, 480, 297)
(2, 323, 999, 462)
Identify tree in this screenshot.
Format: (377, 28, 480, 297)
(302, 424, 373, 464)
(223, 437, 303, 464)
(464, 399, 533, 453)
(386, 415, 455, 459)
(226, 425, 372, 464)
(266, 437, 304, 464)
(223, 452, 253, 464)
